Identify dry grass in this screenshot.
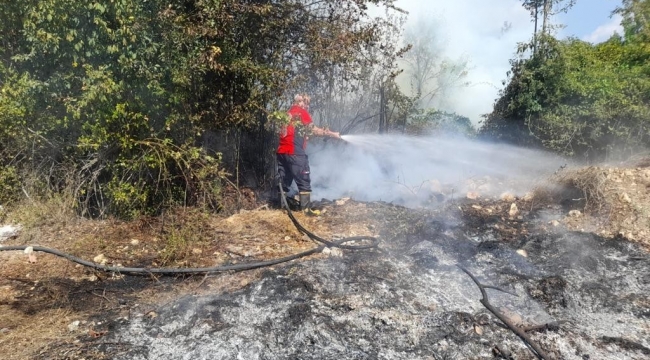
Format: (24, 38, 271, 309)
(530, 164, 650, 249)
(7, 193, 78, 231)
(0, 308, 77, 360)
(531, 166, 609, 214)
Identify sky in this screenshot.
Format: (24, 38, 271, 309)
(388, 0, 624, 125)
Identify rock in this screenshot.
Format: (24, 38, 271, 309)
(0, 224, 21, 242)
(68, 320, 80, 332)
(516, 249, 528, 258)
(500, 192, 516, 202)
(549, 220, 561, 227)
(93, 254, 108, 265)
(523, 192, 534, 201)
(620, 192, 632, 203)
(335, 197, 350, 206)
(226, 245, 244, 255)
(568, 210, 582, 217)
(323, 247, 343, 257)
(130, 239, 140, 245)
(508, 203, 519, 218)
(466, 192, 479, 200)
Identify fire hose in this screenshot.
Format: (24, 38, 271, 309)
(0, 183, 378, 276)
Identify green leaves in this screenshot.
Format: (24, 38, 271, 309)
(0, 0, 404, 217)
(483, 23, 650, 160)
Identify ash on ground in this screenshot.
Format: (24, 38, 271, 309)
(88, 201, 650, 360)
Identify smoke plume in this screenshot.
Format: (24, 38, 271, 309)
(307, 134, 566, 206)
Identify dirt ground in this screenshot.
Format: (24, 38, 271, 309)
(1, 162, 649, 359)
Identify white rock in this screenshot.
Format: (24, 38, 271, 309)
(68, 320, 80, 332)
(330, 248, 344, 257)
(516, 249, 528, 258)
(335, 197, 350, 206)
(500, 192, 516, 202)
(322, 247, 343, 257)
(508, 203, 519, 217)
(93, 254, 107, 265)
(0, 224, 21, 242)
(466, 192, 479, 200)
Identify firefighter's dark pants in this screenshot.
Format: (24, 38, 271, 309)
(277, 154, 311, 193)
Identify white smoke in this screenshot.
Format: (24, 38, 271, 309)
(306, 134, 566, 206)
(391, 0, 534, 125)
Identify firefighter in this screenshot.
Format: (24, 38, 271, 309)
(277, 94, 340, 210)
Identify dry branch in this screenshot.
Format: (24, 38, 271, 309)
(458, 266, 552, 360)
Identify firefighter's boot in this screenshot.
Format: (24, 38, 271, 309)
(299, 191, 311, 211)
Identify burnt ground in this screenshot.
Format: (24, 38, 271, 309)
(0, 166, 650, 359)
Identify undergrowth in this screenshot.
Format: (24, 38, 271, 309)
(157, 208, 214, 266)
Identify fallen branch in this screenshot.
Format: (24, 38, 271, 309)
(520, 320, 568, 333)
(458, 266, 552, 360)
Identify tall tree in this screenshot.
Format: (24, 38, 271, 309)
(616, 0, 650, 43)
(402, 18, 468, 109)
(521, 0, 575, 53)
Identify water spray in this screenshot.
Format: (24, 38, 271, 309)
(309, 133, 567, 205)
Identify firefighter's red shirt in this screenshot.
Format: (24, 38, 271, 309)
(277, 105, 313, 155)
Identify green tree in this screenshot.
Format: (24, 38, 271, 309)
(481, 33, 650, 160)
(407, 109, 474, 137)
(0, 0, 405, 216)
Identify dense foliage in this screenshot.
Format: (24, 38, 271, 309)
(4, 0, 648, 216)
(0, 0, 406, 216)
(481, 0, 650, 161)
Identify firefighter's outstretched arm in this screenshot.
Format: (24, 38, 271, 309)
(312, 125, 340, 139)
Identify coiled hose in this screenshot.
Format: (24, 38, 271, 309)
(0, 183, 378, 276)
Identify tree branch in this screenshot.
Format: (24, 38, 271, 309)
(458, 266, 553, 360)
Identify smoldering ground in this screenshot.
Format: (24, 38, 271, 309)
(66, 137, 649, 360)
(90, 200, 650, 360)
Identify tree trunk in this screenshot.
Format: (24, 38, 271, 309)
(533, 4, 539, 54)
(541, 0, 551, 36)
(378, 85, 386, 134)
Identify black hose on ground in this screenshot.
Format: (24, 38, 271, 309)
(0, 183, 378, 276)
